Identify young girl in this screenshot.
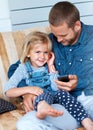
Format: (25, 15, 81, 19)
(4, 31, 93, 130)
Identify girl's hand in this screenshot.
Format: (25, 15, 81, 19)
(29, 86, 43, 96)
(47, 52, 57, 73)
(47, 52, 55, 66)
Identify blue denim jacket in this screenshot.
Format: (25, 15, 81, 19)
(49, 22, 93, 97)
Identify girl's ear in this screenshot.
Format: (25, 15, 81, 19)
(26, 53, 30, 58)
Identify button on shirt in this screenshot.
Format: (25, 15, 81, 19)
(49, 22, 93, 97)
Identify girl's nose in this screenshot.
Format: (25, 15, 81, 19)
(40, 53, 44, 58)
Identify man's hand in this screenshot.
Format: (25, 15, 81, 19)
(22, 93, 36, 113)
(55, 75, 78, 91)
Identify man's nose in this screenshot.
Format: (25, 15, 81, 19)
(57, 37, 63, 42)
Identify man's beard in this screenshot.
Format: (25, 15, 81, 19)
(68, 31, 79, 45)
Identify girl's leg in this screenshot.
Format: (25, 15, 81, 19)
(36, 100, 63, 119)
(34, 91, 54, 110)
(34, 92, 63, 119)
(54, 90, 88, 122)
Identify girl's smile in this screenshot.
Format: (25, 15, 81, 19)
(27, 43, 49, 68)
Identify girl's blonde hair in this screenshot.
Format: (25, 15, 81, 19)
(20, 31, 52, 63)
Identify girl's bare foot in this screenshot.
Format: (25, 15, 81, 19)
(36, 101, 63, 119)
(82, 118, 93, 130)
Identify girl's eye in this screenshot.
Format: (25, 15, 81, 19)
(36, 51, 40, 53)
(35, 51, 48, 54)
(44, 51, 48, 54)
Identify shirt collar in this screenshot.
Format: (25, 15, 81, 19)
(76, 22, 87, 45)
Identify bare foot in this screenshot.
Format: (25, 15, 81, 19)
(36, 101, 63, 119)
(82, 118, 93, 130)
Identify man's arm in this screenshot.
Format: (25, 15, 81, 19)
(8, 60, 20, 78)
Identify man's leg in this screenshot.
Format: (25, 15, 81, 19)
(17, 110, 61, 130)
(45, 104, 79, 130)
(77, 92, 93, 120)
(17, 104, 79, 130)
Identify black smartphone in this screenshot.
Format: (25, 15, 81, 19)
(58, 75, 69, 82)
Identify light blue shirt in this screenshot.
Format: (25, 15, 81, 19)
(4, 62, 59, 94)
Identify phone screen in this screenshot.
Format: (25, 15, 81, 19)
(58, 76, 69, 82)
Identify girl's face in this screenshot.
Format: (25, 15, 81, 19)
(27, 43, 49, 68)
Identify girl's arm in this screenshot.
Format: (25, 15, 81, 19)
(5, 86, 43, 98)
(50, 72, 59, 91)
(8, 60, 27, 87)
(47, 52, 59, 91)
(4, 64, 26, 94)
(5, 64, 43, 98)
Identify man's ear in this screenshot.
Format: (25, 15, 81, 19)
(74, 21, 81, 32)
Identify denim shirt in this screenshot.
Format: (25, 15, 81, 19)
(49, 22, 93, 97)
(25, 61, 52, 92)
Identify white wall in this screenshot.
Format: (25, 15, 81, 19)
(0, 0, 93, 32)
(0, 0, 12, 32)
(8, 0, 93, 31)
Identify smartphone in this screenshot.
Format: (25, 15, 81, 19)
(58, 75, 69, 82)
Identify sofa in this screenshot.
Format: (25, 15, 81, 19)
(0, 26, 85, 130)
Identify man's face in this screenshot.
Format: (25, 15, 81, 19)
(50, 22, 80, 46)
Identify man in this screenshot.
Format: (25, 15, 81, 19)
(48, 1, 93, 120)
(8, 1, 93, 130)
